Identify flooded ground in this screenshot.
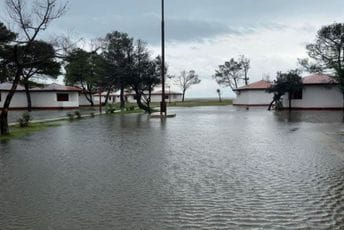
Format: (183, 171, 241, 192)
(1, 106, 344, 229)
(8, 107, 98, 123)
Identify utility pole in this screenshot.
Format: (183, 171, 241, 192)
(160, 0, 167, 116)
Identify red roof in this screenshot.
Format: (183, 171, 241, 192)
(302, 74, 337, 85)
(0, 83, 81, 92)
(234, 80, 272, 91)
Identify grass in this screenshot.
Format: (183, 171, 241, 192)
(0, 122, 62, 142)
(152, 99, 233, 108)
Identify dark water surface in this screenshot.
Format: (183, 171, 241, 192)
(1, 106, 344, 229)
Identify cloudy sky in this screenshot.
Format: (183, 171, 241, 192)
(3, 0, 344, 98)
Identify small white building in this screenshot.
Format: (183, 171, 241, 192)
(233, 80, 272, 106)
(282, 74, 344, 109)
(79, 89, 183, 106)
(0, 83, 80, 109)
(126, 89, 183, 103)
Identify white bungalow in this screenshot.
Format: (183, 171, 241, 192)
(0, 83, 80, 109)
(282, 74, 344, 109)
(233, 80, 272, 106)
(126, 89, 183, 103)
(79, 89, 183, 106)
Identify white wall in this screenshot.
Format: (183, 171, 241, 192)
(0, 91, 79, 109)
(233, 90, 272, 106)
(282, 85, 344, 109)
(127, 94, 182, 103)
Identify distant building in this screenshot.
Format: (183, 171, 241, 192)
(126, 89, 183, 103)
(282, 74, 343, 109)
(0, 83, 81, 109)
(79, 89, 183, 106)
(233, 80, 272, 106)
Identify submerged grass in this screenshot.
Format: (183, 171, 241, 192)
(0, 122, 62, 141)
(152, 99, 233, 108)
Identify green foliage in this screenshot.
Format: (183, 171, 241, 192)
(74, 111, 81, 119)
(214, 56, 250, 90)
(300, 23, 344, 93)
(267, 70, 303, 110)
(66, 112, 75, 121)
(65, 49, 105, 105)
(125, 104, 136, 111)
(106, 103, 121, 114)
(17, 112, 31, 128)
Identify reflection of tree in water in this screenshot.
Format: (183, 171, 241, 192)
(274, 110, 343, 123)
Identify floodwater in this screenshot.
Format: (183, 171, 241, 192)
(1, 106, 344, 229)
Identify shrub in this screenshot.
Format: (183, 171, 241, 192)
(66, 112, 75, 121)
(74, 111, 81, 119)
(17, 112, 31, 127)
(106, 103, 120, 114)
(125, 104, 135, 111)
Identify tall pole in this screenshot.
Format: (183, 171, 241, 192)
(160, 0, 167, 116)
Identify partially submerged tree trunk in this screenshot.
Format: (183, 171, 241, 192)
(24, 82, 32, 112)
(104, 88, 112, 105)
(120, 84, 125, 109)
(134, 90, 152, 114)
(288, 92, 292, 111)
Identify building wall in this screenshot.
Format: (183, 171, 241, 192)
(233, 90, 272, 106)
(0, 91, 79, 109)
(127, 94, 182, 103)
(282, 85, 344, 109)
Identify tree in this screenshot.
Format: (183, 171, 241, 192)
(65, 49, 104, 106)
(21, 41, 61, 111)
(267, 70, 303, 111)
(214, 58, 243, 90)
(0, 23, 17, 83)
(239, 55, 250, 86)
(174, 70, 201, 102)
(0, 0, 67, 135)
(216, 89, 222, 102)
(214, 56, 251, 91)
(127, 39, 161, 113)
(103, 31, 134, 109)
(299, 23, 344, 105)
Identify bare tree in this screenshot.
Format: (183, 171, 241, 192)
(174, 70, 201, 102)
(0, 0, 68, 135)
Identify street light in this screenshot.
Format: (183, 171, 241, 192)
(160, 0, 167, 116)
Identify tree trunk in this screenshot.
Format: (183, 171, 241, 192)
(288, 92, 292, 111)
(182, 89, 186, 102)
(104, 88, 111, 105)
(120, 84, 125, 110)
(1, 78, 20, 135)
(268, 100, 275, 111)
(84, 92, 94, 106)
(24, 82, 32, 112)
(147, 88, 152, 108)
(135, 91, 152, 114)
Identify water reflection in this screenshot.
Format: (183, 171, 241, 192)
(1, 106, 344, 229)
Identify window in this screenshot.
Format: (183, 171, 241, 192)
(57, 93, 69, 102)
(290, 90, 302, 100)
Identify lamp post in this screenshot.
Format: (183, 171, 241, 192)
(160, 0, 167, 116)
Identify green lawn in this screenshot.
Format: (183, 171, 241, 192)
(0, 122, 62, 141)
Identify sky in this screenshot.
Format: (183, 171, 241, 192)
(2, 0, 344, 98)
